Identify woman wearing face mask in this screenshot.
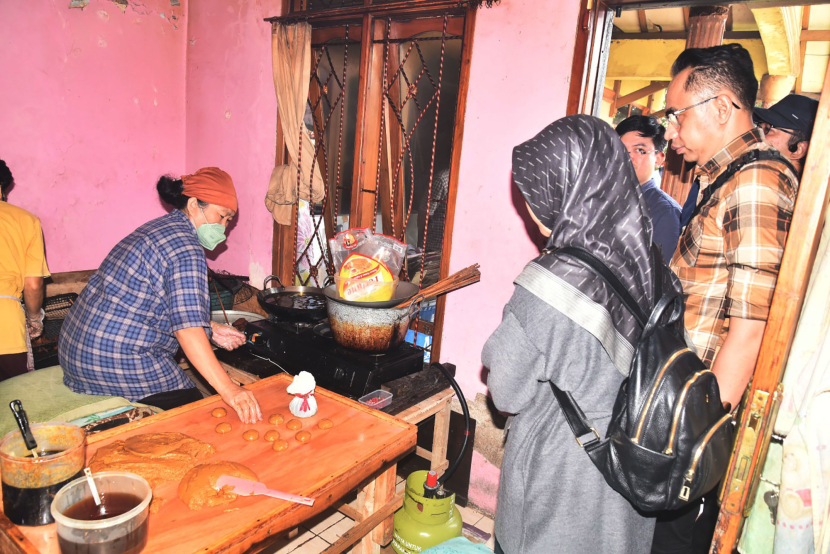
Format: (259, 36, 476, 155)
(58, 168, 262, 423)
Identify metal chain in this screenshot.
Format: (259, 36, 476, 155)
(332, 24, 349, 254)
(419, 14, 448, 291)
(294, 26, 354, 285)
(293, 121, 303, 285)
(411, 14, 449, 351)
(373, 19, 392, 234)
(294, 46, 327, 286)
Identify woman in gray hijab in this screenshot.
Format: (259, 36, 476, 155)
(483, 115, 681, 553)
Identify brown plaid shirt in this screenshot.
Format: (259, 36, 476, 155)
(670, 128, 798, 367)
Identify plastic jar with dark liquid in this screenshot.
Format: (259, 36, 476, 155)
(0, 422, 86, 526)
(51, 471, 152, 554)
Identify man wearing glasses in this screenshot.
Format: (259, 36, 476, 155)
(651, 44, 799, 554)
(615, 116, 681, 262)
(754, 93, 818, 177)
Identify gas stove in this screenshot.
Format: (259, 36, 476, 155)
(240, 318, 425, 399)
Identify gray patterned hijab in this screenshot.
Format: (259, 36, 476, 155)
(512, 115, 680, 374)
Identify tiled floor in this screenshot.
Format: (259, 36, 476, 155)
(258, 474, 495, 553)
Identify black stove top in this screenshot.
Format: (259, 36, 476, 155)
(241, 317, 425, 399)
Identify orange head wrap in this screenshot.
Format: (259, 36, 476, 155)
(181, 167, 238, 212)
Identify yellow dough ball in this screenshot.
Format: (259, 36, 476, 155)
(264, 430, 280, 442)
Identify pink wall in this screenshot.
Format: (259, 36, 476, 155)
(441, 0, 581, 399)
(0, 0, 187, 273)
(185, 0, 281, 287)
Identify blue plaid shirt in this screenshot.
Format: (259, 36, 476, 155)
(60, 210, 212, 401)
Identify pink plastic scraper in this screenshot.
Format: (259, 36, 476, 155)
(216, 475, 315, 506)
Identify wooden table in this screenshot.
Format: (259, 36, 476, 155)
(211, 351, 457, 477)
(0, 374, 416, 554)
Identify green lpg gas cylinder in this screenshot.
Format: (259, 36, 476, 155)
(391, 470, 463, 554)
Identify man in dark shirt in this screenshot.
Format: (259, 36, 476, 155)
(616, 116, 682, 262)
(679, 94, 817, 227)
(754, 93, 818, 177)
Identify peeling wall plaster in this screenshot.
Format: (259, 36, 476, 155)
(70, 0, 183, 29)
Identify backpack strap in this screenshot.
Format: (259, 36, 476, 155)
(687, 149, 797, 225)
(550, 382, 603, 450)
(548, 246, 669, 451)
(553, 246, 649, 327)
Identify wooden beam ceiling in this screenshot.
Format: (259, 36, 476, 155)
(611, 30, 760, 40)
(615, 81, 669, 106)
(752, 6, 803, 77)
(801, 29, 830, 42)
(612, 30, 830, 42)
(604, 0, 830, 9)
(796, 6, 810, 93)
(637, 9, 648, 32)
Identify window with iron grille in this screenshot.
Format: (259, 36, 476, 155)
(267, 0, 479, 363)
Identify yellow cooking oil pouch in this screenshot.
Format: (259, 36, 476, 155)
(337, 253, 395, 302)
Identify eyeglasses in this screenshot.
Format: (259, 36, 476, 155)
(665, 96, 742, 128)
(627, 148, 660, 158)
(757, 121, 796, 137)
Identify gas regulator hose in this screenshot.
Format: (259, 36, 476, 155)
(430, 362, 470, 486)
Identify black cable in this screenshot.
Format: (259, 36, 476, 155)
(431, 362, 470, 486)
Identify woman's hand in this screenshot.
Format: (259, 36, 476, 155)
(26, 309, 45, 339)
(219, 383, 263, 424)
(174, 326, 260, 421)
(210, 321, 246, 350)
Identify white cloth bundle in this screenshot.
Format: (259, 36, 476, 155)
(287, 371, 317, 418)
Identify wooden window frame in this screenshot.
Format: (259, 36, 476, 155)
(268, 0, 478, 363)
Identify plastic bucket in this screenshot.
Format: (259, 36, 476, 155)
(0, 422, 86, 526)
(51, 471, 152, 554)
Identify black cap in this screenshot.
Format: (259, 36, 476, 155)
(754, 94, 819, 135)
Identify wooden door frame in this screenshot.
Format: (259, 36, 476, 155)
(711, 55, 830, 554)
(567, 0, 615, 117)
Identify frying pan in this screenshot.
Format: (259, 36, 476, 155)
(256, 275, 329, 323)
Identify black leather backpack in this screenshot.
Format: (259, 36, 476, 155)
(550, 246, 734, 512)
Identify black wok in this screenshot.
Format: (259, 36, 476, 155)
(256, 275, 329, 322)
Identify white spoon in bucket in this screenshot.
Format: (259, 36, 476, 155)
(84, 468, 103, 508)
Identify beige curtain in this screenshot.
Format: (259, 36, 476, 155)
(265, 22, 325, 226)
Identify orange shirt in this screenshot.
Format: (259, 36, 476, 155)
(0, 201, 50, 355)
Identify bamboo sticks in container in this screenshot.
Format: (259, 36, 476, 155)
(393, 264, 481, 308)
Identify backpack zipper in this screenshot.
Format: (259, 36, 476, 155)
(678, 413, 733, 501)
(663, 370, 711, 455)
(632, 348, 692, 444)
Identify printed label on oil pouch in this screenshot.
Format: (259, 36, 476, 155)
(338, 253, 394, 301)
